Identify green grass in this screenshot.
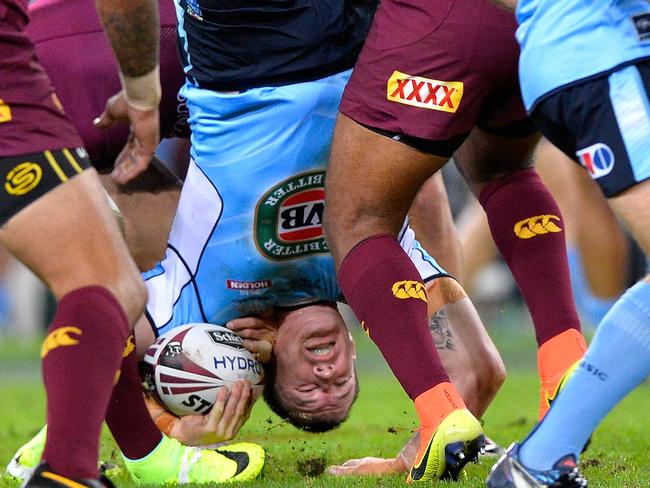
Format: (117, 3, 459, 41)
(1, 316, 648, 487)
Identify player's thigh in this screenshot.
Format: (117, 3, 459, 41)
(609, 179, 650, 258)
(325, 114, 446, 263)
(454, 127, 540, 196)
(0, 169, 145, 321)
(409, 173, 462, 278)
(99, 160, 182, 272)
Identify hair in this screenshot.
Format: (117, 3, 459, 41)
(262, 357, 359, 433)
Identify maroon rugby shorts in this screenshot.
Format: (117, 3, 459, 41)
(0, 0, 91, 224)
(340, 0, 531, 157)
(28, 0, 186, 171)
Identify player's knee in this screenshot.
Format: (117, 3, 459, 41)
(111, 274, 148, 327)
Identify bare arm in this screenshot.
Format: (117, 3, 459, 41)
(94, 0, 162, 183)
(95, 0, 159, 77)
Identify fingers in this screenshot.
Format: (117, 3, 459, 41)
(226, 317, 268, 332)
(326, 457, 403, 476)
(94, 92, 128, 129)
(111, 134, 155, 184)
(227, 382, 252, 439)
(204, 385, 229, 430)
(242, 339, 272, 363)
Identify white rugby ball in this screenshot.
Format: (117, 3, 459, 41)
(141, 323, 265, 416)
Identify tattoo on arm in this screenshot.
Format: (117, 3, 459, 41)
(96, 0, 160, 77)
(429, 309, 455, 351)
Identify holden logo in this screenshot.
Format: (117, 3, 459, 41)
(255, 170, 328, 260)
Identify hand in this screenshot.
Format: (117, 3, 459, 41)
(94, 91, 160, 184)
(145, 381, 257, 446)
(226, 313, 278, 364)
(326, 431, 418, 476)
(326, 457, 407, 476)
(171, 381, 256, 446)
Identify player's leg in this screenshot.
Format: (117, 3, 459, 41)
(0, 164, 151, 482)
(326, 115, 484, 483)
(535, 139, 628, 326)
(455, 127, 587, 420)
(488, 62, 650, 488)
(99, 156, 182, 272)
(409, 173, 464, 279)
(426, 277, 505, 419)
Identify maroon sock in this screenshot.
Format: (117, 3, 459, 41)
(105, 335, 163, 460)
(338, 234, 449, 399)
(42, 286, 129, 480)
(479, 169, 581, 346)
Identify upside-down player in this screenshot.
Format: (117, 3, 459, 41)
(6, 0, 506, 482)
(488, 0, 650, 486)
(1, 0, 265, 485)
(323, 0, 588, 481)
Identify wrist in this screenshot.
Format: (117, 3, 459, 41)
(119, 65, 161, 111)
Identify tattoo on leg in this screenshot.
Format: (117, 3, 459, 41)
(429, 309, 455, 351)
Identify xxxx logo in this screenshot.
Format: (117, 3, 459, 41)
(255, 170, 328, 260)
(41, 326, 82, 358)
(514, 214, 562, 239)
(392, 280, 427, 302)
(387, 71, 463, 113)
(5, 162, 42, 195)
(0, 99, 11, 124)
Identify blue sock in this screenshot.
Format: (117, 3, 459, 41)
(519, 281, 650, 470)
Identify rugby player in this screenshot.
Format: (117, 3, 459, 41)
(322, 0, 589, 481)
(7, 0, 507, 480)
(487, 1, 650, 486)
(1, 0, 264, 485)
(27, 0, 188, 272)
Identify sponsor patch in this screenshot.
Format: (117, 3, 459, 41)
(206, 329, 245, 349)
(576, 143, 615, 179)
(255, 170, 328, 260)
(633, 12, 650, 41)
(391, 280, 428, 302)
(226, 279, 272, 290)
(5, 162, 42, 195)
(513, 214, 562, 239)
(387, 71, 463, 113)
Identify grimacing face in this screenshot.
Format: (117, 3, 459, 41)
(272, 303, 357, 423)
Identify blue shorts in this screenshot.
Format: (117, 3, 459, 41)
(534, 61, 650, 197)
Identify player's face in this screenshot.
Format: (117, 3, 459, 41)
(274, 303, 357, 419)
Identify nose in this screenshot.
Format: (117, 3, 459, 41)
(313, 363, 335, 380)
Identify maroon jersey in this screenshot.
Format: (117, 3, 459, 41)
(27, 0, 186, 170)
(0, 0, 83, 157)
(340, 0, 529, 156)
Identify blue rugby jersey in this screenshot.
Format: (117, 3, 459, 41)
(516, 0, 650, 110)
(174, 0, 377, 91)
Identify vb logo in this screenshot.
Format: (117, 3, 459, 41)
(41, 326, 82, 358)
(5, 162, 42, 196)
(392, 280, 427, 302)
(513, 215, 562, 239)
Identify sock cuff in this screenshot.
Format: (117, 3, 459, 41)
(339, 233, 419, 292)
(478, 168, 541, 208)
(57, 285, 130, 340)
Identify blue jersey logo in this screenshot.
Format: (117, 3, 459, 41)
(576, 143, 615, 179)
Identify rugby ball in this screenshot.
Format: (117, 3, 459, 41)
(141, 323, 265, 416)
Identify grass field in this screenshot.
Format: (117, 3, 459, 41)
(1, 306, 648, 487)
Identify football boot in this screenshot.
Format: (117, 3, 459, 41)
(24, 463, 114, 488)
(487, 443, 588, 488)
